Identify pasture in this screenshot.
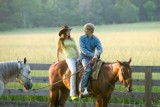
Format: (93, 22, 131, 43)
(0, 22, 160, 106)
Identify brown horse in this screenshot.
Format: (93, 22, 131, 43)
(48, 58, 132, 107)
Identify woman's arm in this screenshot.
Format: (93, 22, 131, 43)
(56, 47, 61, 62)
(56, 40, 63, 62)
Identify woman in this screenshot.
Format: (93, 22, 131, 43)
(56, 25, 79, 100)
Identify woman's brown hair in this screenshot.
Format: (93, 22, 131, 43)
(58, 30, 73, 48)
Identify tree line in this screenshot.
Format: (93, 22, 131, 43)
(0, 0, 159, 31)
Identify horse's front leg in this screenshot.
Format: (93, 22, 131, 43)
(95, 95, 104, 107)
(0, 80, 4, 96)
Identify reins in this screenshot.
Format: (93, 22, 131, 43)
(32, 61, 91, 91)
(105, 64, 132, 91)
(106, 65, 132, 106)
(32, 60, 132, 105)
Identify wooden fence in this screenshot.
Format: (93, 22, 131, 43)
(1, 64, 160, 107)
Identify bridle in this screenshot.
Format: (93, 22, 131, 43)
(119, 64, 132, 88)
(16, 61, 31, 86)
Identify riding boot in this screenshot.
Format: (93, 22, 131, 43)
(80, 87, 92, 98)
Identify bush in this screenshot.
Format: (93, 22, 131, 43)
(0, 23, 13, 31)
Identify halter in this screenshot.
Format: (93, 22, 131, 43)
(16, 61, 31, 86)
(120, 64, 132, 87)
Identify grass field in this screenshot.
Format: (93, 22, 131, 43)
(0, 22, 160, 65)
(0, 22, 160, 105)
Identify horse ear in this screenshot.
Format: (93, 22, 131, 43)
(128, 57, 132, 64)
(24, 57, 27, 64)
(117, 60, 123, 65)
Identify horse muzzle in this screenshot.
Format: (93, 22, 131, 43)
(24, 81, 33, 90)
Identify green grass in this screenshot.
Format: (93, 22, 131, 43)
(0, 22, 160, 105)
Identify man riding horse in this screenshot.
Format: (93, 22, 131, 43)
(79, 23, 103, 96)
(48, 23, 132, 106)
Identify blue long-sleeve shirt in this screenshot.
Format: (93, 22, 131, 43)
(79, 34, 103, 59)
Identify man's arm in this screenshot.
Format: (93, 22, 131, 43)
(95, 38, 103, 58)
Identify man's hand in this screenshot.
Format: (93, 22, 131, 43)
(90, 55, 98, 65)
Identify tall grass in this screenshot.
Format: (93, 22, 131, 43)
(0, 22, 160, 104)
(0, 22, 160, 65)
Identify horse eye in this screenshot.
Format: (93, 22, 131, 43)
(28, 71, 31, 74)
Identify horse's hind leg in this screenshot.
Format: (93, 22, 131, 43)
(48, 87, 60, 107)
(103, 95, 111, 107)
(0, 80, 4, 96)
(95, 95, 104, 107)
(59, 86, 69, 107)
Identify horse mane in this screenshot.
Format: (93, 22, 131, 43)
(121, 61, 130, 68)
(0, 61, 19, 82)
(104, 61, 130, 67)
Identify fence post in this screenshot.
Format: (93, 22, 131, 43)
(145, 66, 152, 107)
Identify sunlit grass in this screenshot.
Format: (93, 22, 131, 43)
(0, 22, 160, 65)
(31, 70, 49, 77)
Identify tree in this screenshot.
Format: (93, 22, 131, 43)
(11, 0, 42, 28)
(0, 0, 14, 30)
(144, 0, 156, 21)
(89, 0, 104, 24)
(50, 0, 80, 26)
(112, 0, 139, 23)
(101, 0, 115, 24)
(154, 0, 160, 21)
(0, 0, 159, 31)
(79, 0, 92, 24)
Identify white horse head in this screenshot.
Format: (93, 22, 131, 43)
(16, 58, 33, 90)
(0, 58, 33, 96)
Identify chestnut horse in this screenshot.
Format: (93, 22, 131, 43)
(48, 58, 132, 107)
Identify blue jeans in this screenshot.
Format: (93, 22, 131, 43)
(66, 58, 77, 96)
(80, 58, 92, 92)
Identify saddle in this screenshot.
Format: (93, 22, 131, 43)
(65, 60, 103, 80)
(65, 60, 104, 96)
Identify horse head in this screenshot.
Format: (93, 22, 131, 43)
(16, 58, 33, 90)
(117, 58, 132, 92)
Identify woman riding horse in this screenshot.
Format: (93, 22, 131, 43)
(56, 25, 79, 100)
(48, 58, 132, 107)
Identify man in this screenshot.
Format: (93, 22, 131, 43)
(79, 23, 103, 96)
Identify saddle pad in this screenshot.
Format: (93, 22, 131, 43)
(91, 60, 103, 80)
(64, 60, 103, 80)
